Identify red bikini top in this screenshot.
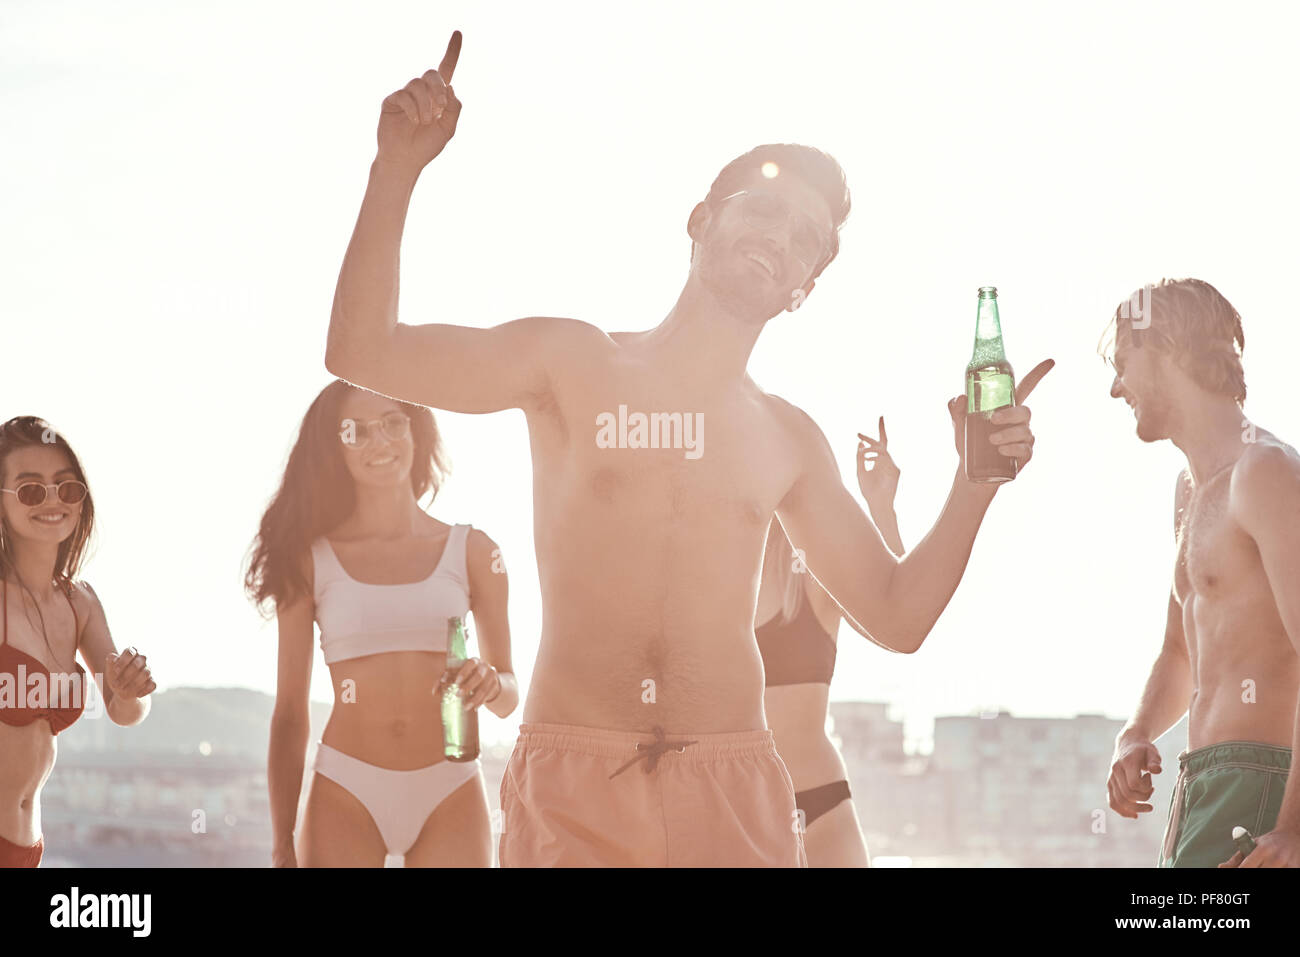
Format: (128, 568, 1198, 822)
(0, 579, 87, 735)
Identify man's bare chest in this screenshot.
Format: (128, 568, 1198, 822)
(532, 365, 803, 522)
(1176, 473, 1251, 602)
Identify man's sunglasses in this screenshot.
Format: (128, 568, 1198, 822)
(1, 480, 89, 507)
(339, 411, 411, 447)
(719, 190, 829, 267)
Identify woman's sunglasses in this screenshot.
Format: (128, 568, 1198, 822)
(339, 411, 411, 447)
(1, 480, 89, 507)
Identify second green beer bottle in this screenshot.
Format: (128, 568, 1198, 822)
(440, 616, 480, 762)
(964, 286, 1018, 483)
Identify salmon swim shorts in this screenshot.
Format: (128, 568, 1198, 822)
(499, 722, 807, 867)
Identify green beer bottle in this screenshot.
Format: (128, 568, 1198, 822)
(964, 286, 1018, 483)
(440, 616, 479, 762)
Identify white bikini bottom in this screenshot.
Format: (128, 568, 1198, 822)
(313, 740, 481, 867)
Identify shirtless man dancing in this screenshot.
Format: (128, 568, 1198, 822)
(326, 32, 1049, 866)
(1104, 278, 1300, 868)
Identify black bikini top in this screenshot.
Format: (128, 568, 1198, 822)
(755, 595, 836, 687)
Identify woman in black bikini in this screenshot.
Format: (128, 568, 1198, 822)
(0, 416, 155, 868)
(757, 418, 904, 867)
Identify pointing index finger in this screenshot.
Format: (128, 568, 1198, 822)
(1014, 358, 1055, 404)
(438, 30, 462, 83)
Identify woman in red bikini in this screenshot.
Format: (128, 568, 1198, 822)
(247, 382, 518, 867)
(0, 416, 157, 868)
(757, 419, 905, 867)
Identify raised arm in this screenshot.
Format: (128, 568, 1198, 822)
(324, 31, 577, 414)
(779, 411, 988, 653)
(857, 417, 904, 557)
(777, 362, 1050, 654)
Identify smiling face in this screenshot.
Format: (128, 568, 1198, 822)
(691, 169, 835, 320)
(336, 390, 415, 490)
(0, 444, 85, 549)
(1109, 323, 1179, 443)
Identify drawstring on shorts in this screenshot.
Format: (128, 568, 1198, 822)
(608, 725, 699, 779)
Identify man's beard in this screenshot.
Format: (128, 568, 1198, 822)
(1134, 375, 1178, 443)
(698, 249, 785, 323)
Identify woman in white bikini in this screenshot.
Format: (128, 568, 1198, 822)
(757, 419, 904, 867)
(247, 382, 518, 867)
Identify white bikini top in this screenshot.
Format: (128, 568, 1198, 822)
(310, 524, 472, 665)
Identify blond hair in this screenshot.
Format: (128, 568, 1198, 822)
(1101, 277, 1246, 405)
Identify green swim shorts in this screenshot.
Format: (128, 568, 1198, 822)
(1159, 740, 1291, 868)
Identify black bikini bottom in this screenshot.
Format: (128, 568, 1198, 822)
(796, 779, 852, 828)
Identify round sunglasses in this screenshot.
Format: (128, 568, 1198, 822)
(339, 411, 411, 447)
(1, 480, 89, 507)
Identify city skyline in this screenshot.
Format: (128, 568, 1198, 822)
(44, 689, 1183, 867)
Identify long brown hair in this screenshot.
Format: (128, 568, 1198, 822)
(243, 381, 450, 616)
(0, 416, 96, 654)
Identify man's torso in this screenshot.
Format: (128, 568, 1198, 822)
(1175, 433, 1300, 749)
(520, 326, 810, 732)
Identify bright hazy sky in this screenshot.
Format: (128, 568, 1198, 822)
(4, 1, 1297, 749)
